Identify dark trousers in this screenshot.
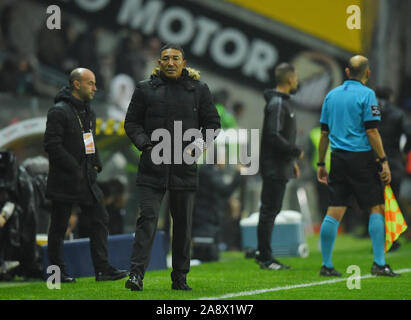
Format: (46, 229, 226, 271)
(47, 200, 109, 273)
(130, 186, 195, 280)
(257, 177, 288, 261)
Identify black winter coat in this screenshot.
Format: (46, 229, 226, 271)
(0, 165, 38, 271)
(378, 99, 411, 161)
(43, 86, 103, 204)
(378, 98, 411, 190)
(260, 89, 301, 179)
(124, 68, 221, 190)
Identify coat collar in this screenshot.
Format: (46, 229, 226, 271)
(263, 89, 290, 102)
(149, 67, 200, 91)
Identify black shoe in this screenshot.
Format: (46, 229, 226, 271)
(61, 272, 76, 283)
(172, 280, 192, 291)
(257, 258, 291, 270)
(371, 263, 400, 277)
(96, 266, 129, 281)
(319, 265, 342, 277)
(171, 272, 192, 291)
(387, 241, 401, 253)
(125, 273, 143, 291)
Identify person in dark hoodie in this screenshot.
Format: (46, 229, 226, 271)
(256, 63, 302, 270)
(374, 87, 411, 251)
(124, 44, 220, 292)
(0, 150, 43, 280)
(43, 68, 128, 283)
(375, 87, 411, 199)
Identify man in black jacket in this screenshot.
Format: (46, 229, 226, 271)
(257, 63, 302, 270)
(374, 87, 411, 251)
(44, 68, 128, 283)
(124, 44, 220, 291)
(0, 150, 42, 280)
(375, 87, 411, 197)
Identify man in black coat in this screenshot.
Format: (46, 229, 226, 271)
(375, 87, 411, 197)
(124, 44, 220, 291)
(0, 150, 42, 280)
(374, 87, 411, 251)
(257, 63, 302, 270)
(44, 68, 128, 283)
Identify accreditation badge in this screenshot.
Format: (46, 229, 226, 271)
(83, 131, 96, 154)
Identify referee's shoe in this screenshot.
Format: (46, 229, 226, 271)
(371, 263, 400, 277)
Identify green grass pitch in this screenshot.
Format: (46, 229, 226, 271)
(0, 234, 410, 300)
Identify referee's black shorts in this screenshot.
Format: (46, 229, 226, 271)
(328, 149, 384, 210)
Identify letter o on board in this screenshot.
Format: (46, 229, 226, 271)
(158, 7, 195, 45)
(210, 29, 248, 68)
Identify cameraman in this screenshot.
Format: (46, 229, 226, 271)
(0, 150, 42, 280)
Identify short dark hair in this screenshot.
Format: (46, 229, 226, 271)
(275, 63, 295, 85)
(348, 59, 369, 79)
(160, 43, 185, 59)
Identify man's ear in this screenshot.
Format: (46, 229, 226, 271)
(345, 67, 350, 78)
(182, 60, 187, 68)
(74, 79, 81, 89)
(287, 74, 292, 86)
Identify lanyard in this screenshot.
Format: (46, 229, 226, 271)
(71, 106, 92, 133)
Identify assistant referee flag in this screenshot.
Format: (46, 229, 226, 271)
(384, 185, 408, 252)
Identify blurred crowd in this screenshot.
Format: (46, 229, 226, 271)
(0, 2, 161, 119)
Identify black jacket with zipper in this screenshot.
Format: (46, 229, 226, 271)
(43, 86, 103, 204)
(124, 68, 221, 190)
(378, 98, 411, 161)
(260, 89, 301, 180)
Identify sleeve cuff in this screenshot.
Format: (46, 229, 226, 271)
(365, 120, 379, 129)
(321, 123, 329, 132)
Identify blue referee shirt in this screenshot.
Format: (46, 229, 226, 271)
(320, 80, 380, 152)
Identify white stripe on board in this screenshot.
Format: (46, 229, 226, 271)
(197, 268, 411, 300)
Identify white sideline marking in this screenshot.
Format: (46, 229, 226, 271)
(197, 268, 411, 300)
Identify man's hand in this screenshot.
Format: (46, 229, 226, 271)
(317, 166, 328, 185)
(293, 162, 301, 178)
(379, 161, 391, 185)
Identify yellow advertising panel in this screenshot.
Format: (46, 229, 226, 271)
(225, 0, 377, 53)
